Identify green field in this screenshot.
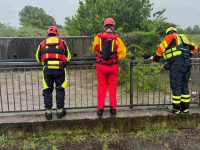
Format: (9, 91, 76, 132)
(187, 34, 200, 45)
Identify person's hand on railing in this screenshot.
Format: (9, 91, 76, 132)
(149, 56, 154, 60)
(143, 55, 153, 64)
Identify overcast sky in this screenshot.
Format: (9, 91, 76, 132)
(0, 0, 200, 29)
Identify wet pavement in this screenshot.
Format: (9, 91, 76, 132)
(0, 105, 200, 124)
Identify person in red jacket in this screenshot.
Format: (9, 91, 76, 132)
(92, 18, 126, 118)
(35, 26, 71, 120)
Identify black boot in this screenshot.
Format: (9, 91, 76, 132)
(57, 108, 66, 119)
(45, 109, 52, 120)
(97, 109, 103, 119)
(110, 107, 116, 117)
(167, 104, 180, 114)
(180, 102, 189, 113)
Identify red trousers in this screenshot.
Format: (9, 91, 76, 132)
(96, 64, 119, 110)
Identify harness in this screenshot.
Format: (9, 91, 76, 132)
(163, 34, 190, 60)
(96, 33, 118, 65)
(40, 37, 67, 69)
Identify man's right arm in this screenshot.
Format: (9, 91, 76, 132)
(92, 35, 100, 53)
(153, 34, 175, 62)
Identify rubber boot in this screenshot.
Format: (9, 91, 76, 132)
(180, 102, 189, 113)
(57, 108, 66, 119)
(45, 109, 52, 120)
(110, 106, 116, 117)
(97, 109, 103, 119)
(167, 104, 181, 114)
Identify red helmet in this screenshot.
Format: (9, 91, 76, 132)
(103, 18, 116, 28)
(47, 26, 59, 36)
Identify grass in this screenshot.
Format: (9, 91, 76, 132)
(0, 117, 200, 149)
(0, 124, 194, 149)
(187, 34, 200, 45)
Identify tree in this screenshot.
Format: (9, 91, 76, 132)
(19, 6, 56, 29)
(0, 23, 17, 37)
(177, 28, 184, 34)
(152, 8, 166, 20)
(65, 0, 153, 35)
(184, 26, 192, 34)
(192, 25, 200, 34)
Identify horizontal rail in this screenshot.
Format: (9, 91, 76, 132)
(0, 58, 199, 113)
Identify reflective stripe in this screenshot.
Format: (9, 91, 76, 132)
(181, 94, 190, 98)
(181, 94, 190, 103)
(165, 47, 177, 54)
(42, 67, 48, 90)
(163, 41, 168, 47)
(47, 61, 60, 65)
(111, 40, 115, 52)
(163, 47, 182, 60)
(47, 66, 60, 69)
(61, 68, 67, 88)
(41, 53, 66, 62)
(177, 36, 181, 45)
(100, 38, 102, 51)
(35, 44, 41, 62)
(172, 100, 181, 104)
(172, 95, 181, 104)
(160, 41, 168, 52)
(181, 99, 190, 103)
(66, 49, 71, 61)
(46, 37, 59, 44)
(172, 95, 181, 99)
(160, 43, 165, 51)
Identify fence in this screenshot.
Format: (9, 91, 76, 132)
(0, 58, 199, 113)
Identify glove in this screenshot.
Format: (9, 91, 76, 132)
(153, 55, 161, 62)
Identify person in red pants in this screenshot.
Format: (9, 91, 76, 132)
(92, 18, 126, 118)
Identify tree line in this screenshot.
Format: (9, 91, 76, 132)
(178, 25, 200, 35)
(0, 1, 199, 55)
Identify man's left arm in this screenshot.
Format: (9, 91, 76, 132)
(116, 37, 126, 60)
(63, 41, 71, 62)
(188, 41, 199, 55)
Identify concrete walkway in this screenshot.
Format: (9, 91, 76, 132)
(0, 105, 200, 124)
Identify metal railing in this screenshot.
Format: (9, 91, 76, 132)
(0, 58, 199, 113)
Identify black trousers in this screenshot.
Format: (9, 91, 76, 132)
(169, 56, 191, 110)
(170, 65, 191, 96)
(42, 68, 66, 109)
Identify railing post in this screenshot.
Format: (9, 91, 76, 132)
(130, 49, 135, 109)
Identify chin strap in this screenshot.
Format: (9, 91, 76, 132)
(105, 27, 114, 33)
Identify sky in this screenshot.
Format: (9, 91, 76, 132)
(0, 0, 200, 29)
(151, 0, 200, 28)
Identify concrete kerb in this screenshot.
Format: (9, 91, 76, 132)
(0, 106, 200, 138)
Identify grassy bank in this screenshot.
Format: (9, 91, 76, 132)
(0, 123, 200, 149)
(0, 114, 200, 149)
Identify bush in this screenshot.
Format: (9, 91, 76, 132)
(119, 62, 165, 92)
(123, 31, 160, 58)
(133, 62, 164, 92)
